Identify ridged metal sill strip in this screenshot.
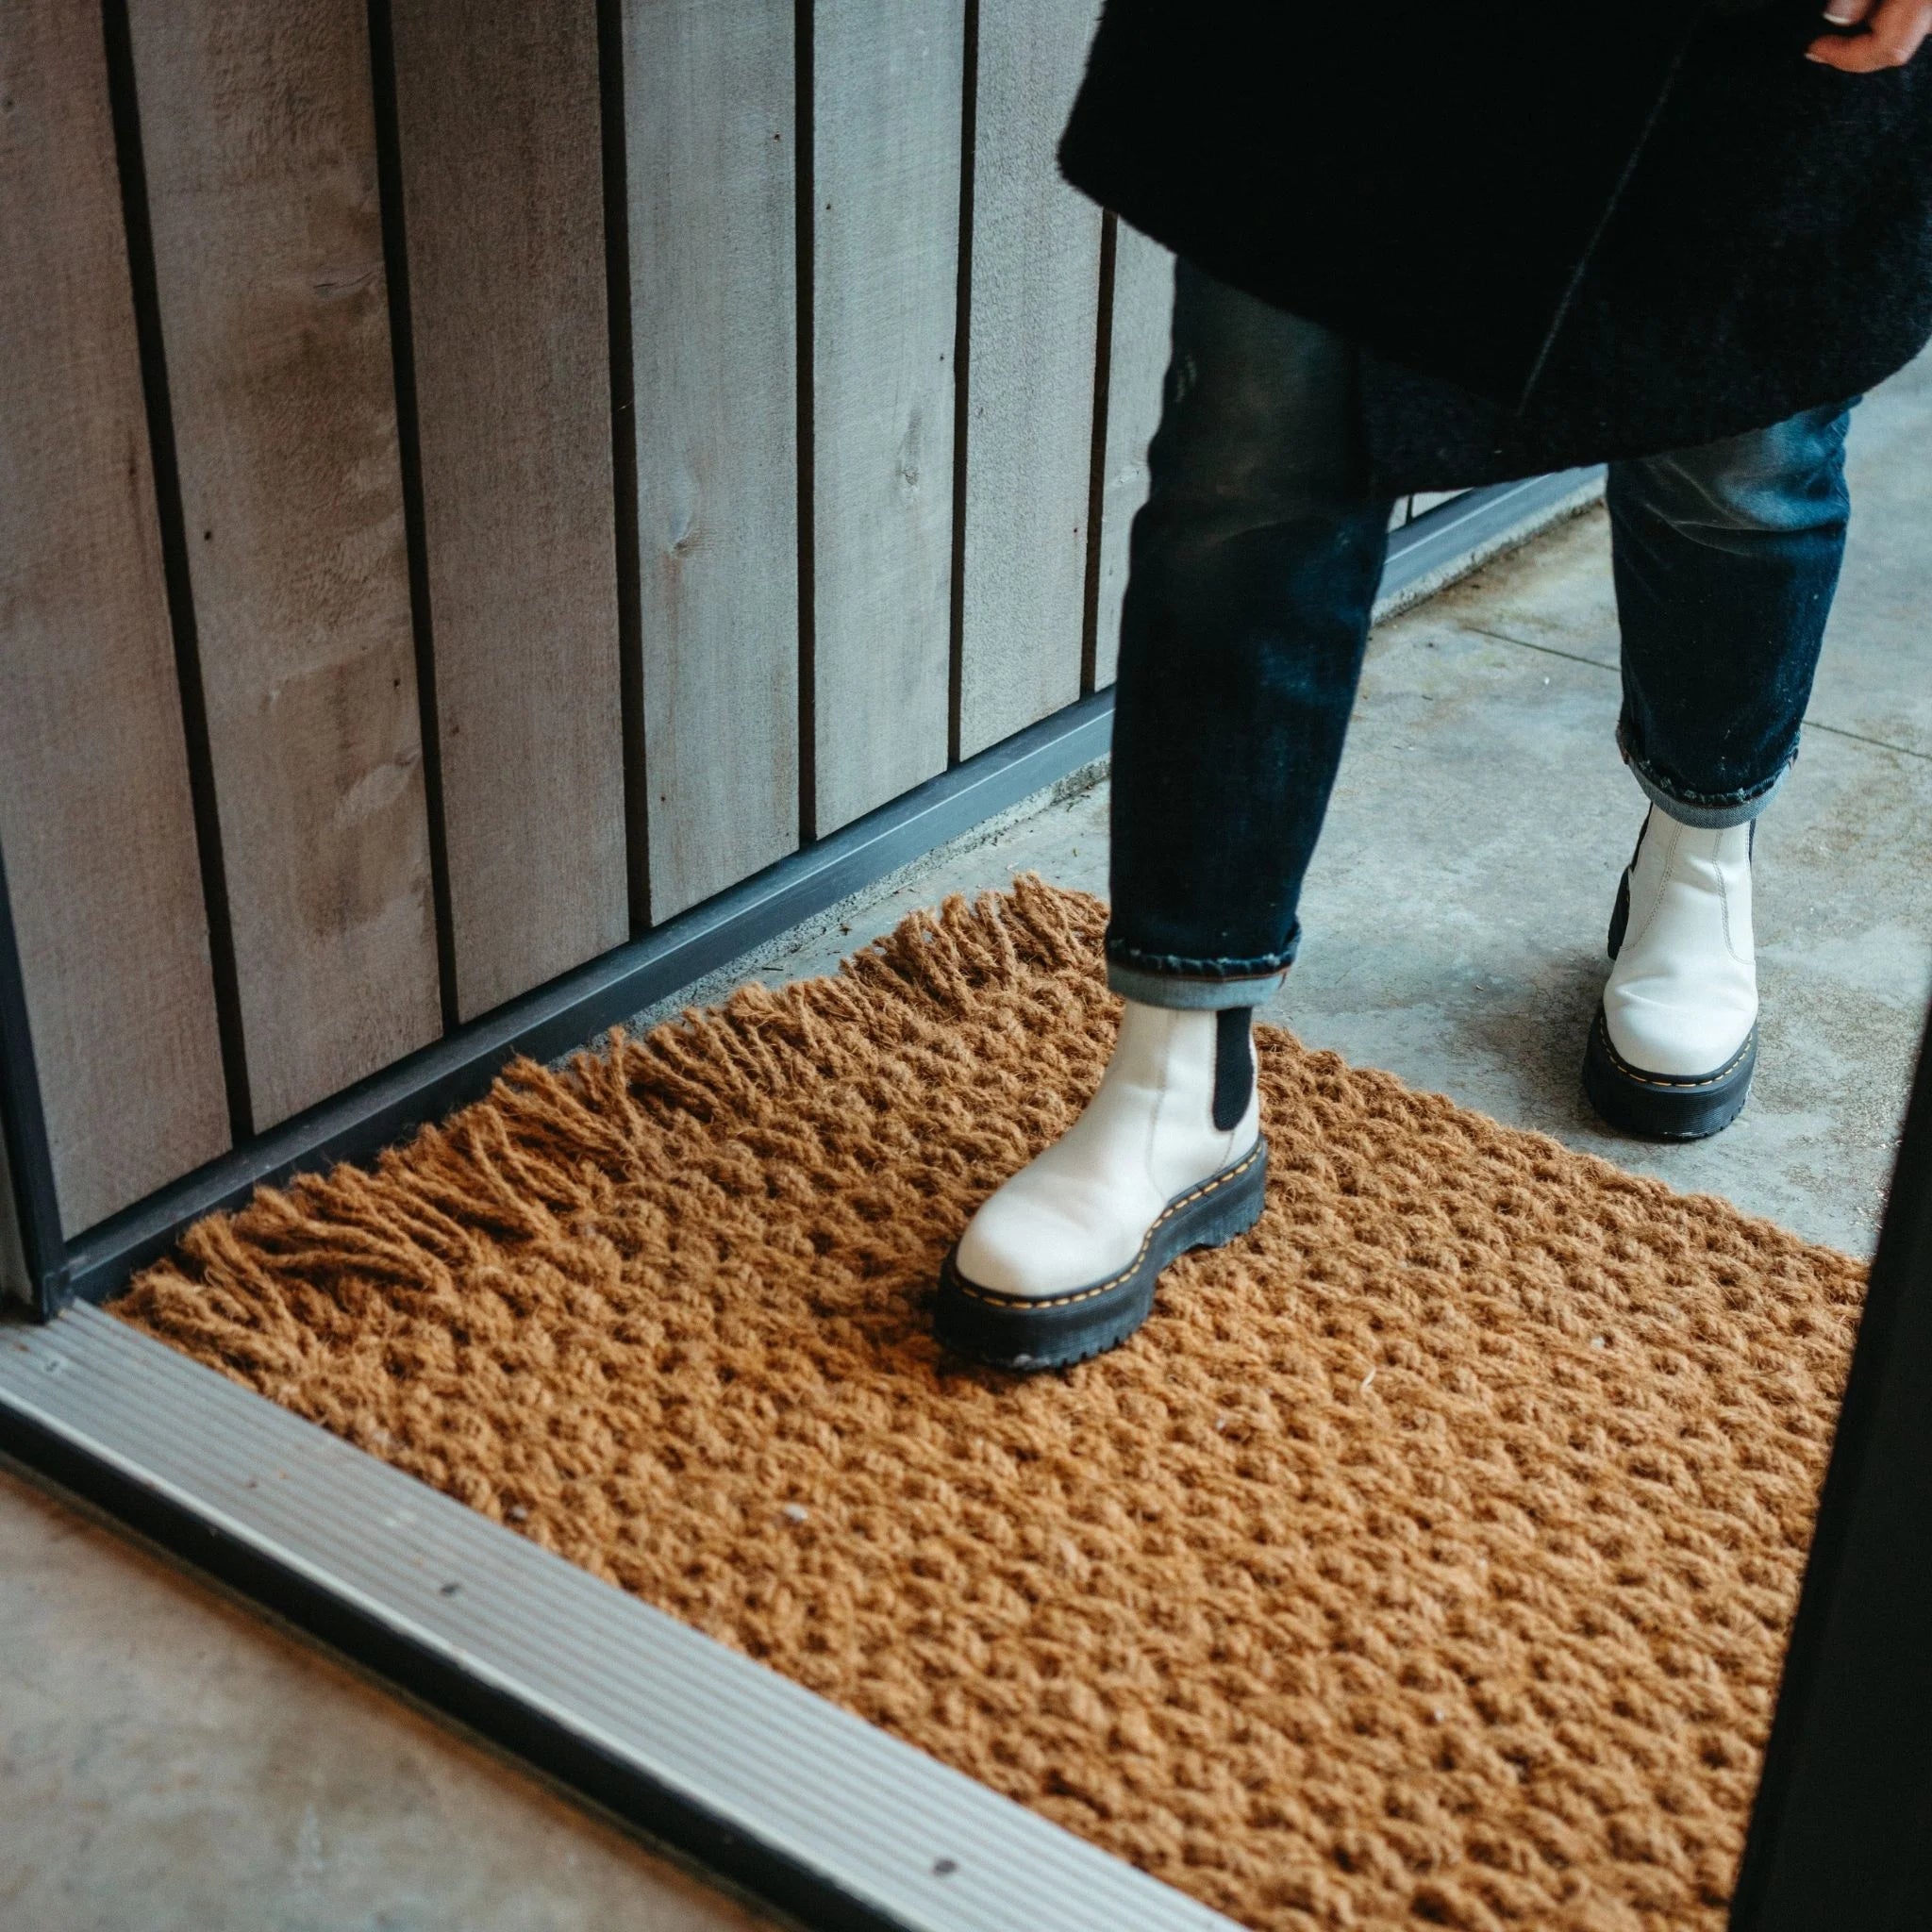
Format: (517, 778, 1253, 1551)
(0, 1303, 1239, 1932)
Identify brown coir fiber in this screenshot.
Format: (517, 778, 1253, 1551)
(119, 879, 1863, 1932)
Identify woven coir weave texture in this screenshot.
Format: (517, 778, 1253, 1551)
(119, 880, 1864, 1932)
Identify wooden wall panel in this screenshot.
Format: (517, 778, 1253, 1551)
(956, 0, 1104, 758)
(127, 1, 442, 1129)
(1091, 222, 1172, 690)
(390, 0, 627, 1019)
(810, 0, 963, 836)
(625, 0, 799, 921)
(0, 0, 230, 1232)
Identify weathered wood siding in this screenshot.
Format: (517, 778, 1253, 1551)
(956, 0, 1103, 758)
(389, 0, 629, 1019)
(809, 0, 964, 834)
(0, 0, 229, 1232)
(624, 0, 801, 921)
(126, 0, 442, 1130)
(0, 0, 1461, 1238)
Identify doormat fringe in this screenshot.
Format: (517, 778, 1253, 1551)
(119, 877, 1863, 1932)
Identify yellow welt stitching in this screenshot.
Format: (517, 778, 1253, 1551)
(1595, 1013, 1754, 1091)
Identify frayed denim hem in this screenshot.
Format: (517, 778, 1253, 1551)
(1618, 722, 1793, 831)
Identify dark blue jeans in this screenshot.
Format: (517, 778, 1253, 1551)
(1108, 260, 1854, 1010)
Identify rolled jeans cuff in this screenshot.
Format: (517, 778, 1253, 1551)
(1106, 959, 1289, 1009)
(1617, 721, 1794, 831)
(1105, 925, 1295, 1009)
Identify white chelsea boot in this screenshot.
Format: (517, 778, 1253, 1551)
(1582, 803, 1758, 1139)
(935, 1000, 1269, 1368)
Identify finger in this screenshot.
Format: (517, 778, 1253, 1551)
(1820, 0, 1876, 19)
(1808, 0, 1932, 69)
(1807, 27, 1930, 70)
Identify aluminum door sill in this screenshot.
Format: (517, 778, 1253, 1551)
(0, 1303, 1238, 1932)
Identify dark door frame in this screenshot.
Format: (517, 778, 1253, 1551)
(1728, 1010, 1932, 1930)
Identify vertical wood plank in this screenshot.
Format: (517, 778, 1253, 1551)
(956, 0, 1104, 758)
(1091, 221, 1172, 690)
(0, 0, 230, 1231)
(127, 1, 442, 1128)
(811, 0, 963, 836)
(625, 0, 799, 921)
(389, 0, 627, 1019)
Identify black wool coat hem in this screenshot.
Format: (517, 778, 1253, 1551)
(1058, 0, 1932, 493)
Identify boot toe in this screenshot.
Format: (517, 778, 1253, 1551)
(1584, 1006, 1757, 1141)
(938, 1139, 1272, 1369)
(953, 1174, 1152, 1299)
(1603, 988, 1755, 1078)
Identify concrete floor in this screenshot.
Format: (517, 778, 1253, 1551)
(6, 358, 1928, 1928)
(0, 1468, 779, 1932)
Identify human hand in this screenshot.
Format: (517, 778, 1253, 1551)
(1807, 0, 1932, 70)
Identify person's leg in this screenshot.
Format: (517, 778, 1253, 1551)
(1106, 261, 1394, 1008)
(1586, 401, 1854, 1138)
(936, 261, 1395, 1367)
(1611, 399, 1852, 824)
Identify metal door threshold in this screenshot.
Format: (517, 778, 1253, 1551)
(0, 1303, 1238, 1932)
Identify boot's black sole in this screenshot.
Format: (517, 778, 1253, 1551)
(934, 1139, 1269, 1371)
(1582, 1007, 1757, 1141)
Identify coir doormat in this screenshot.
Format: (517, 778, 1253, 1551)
(118, 879, 1862, 1932)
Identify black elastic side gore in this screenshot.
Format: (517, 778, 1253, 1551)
(1607, 813, 1649, 958)
(1607, 869, 1632, 959)
(1212, 1006, 1254, 1131)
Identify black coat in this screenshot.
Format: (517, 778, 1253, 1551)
(1059, 0, 1932, 491)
